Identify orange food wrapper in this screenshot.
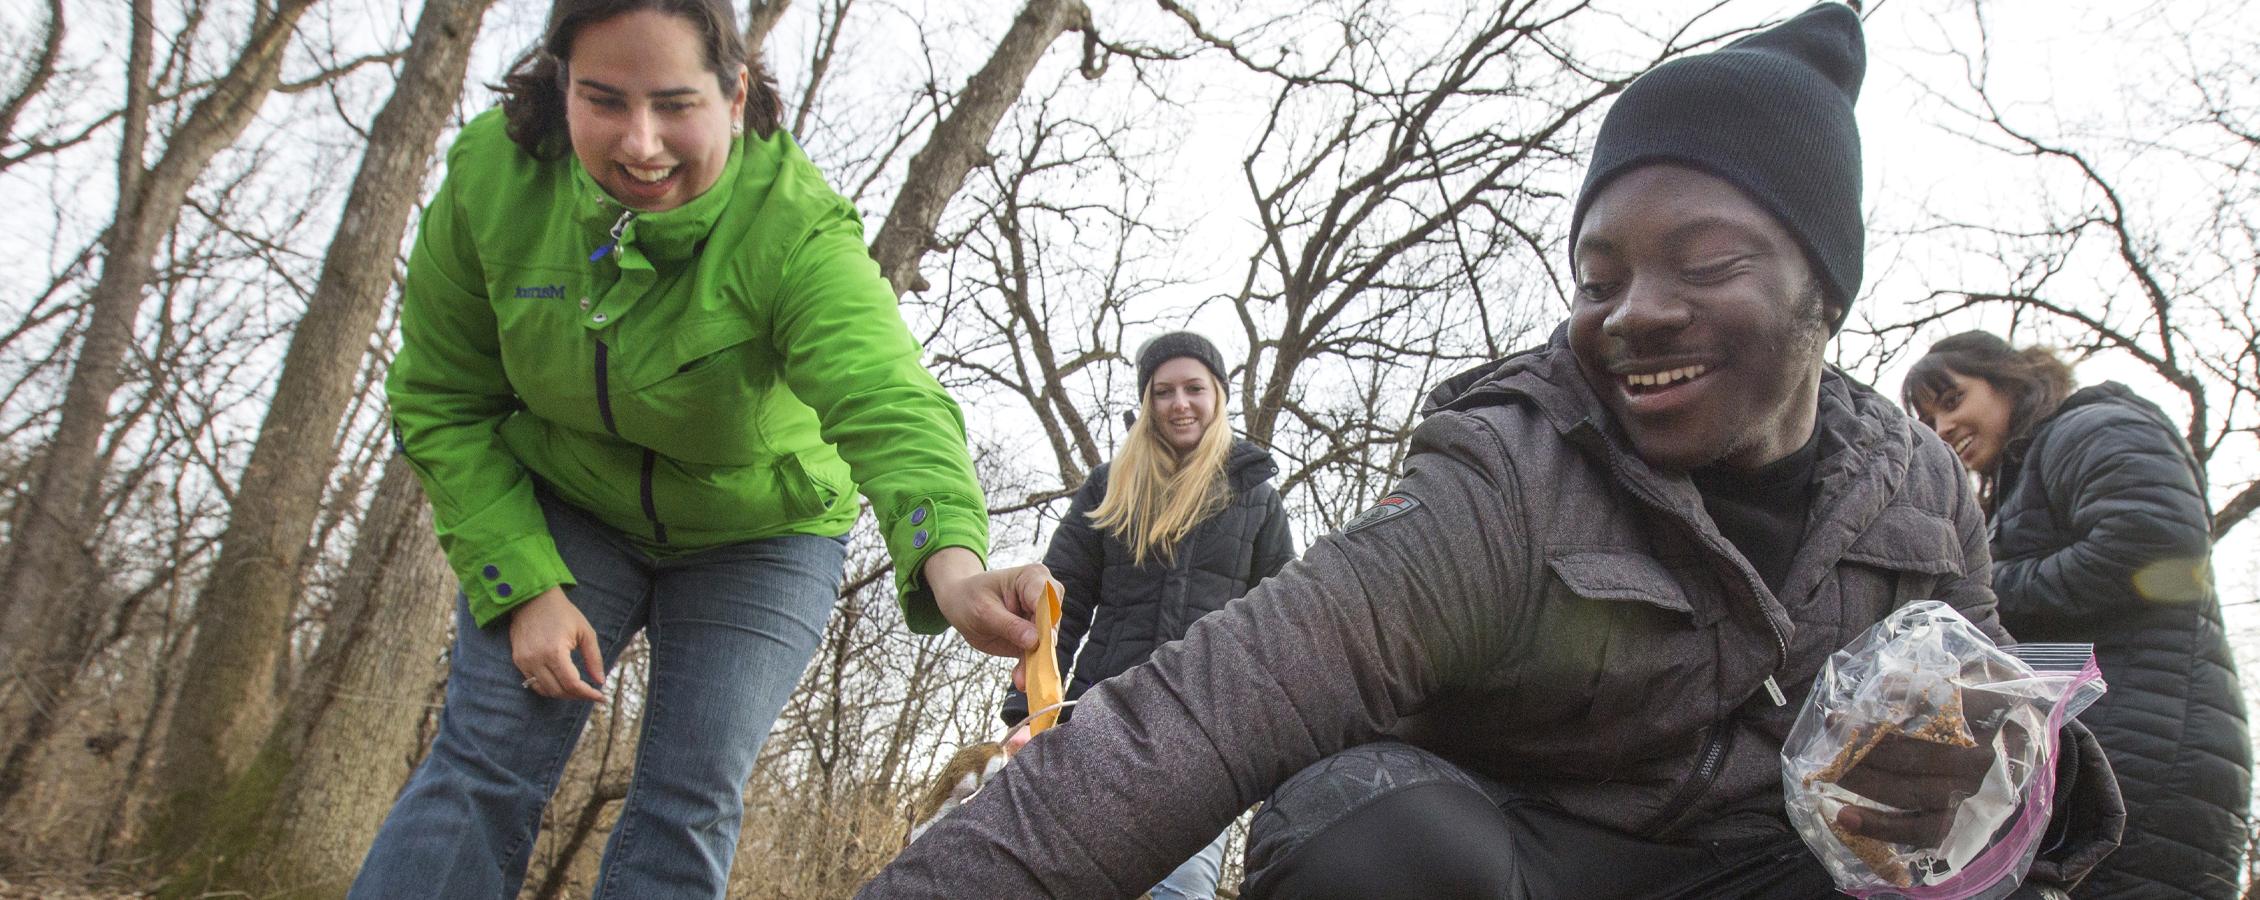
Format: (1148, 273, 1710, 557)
(1023, 582, 1065, 737)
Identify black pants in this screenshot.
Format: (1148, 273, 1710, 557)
(1241, 742, 1840, 900)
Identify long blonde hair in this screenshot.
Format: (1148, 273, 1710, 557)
(1088, 372, 1234, 566)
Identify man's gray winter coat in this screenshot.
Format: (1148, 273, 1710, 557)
(865, 337, 2123, 898)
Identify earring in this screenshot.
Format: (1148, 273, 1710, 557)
(732, 120, 744, 137)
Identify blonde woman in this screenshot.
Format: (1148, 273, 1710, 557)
(1004, 332, 1295, 900)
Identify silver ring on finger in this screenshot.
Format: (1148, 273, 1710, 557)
(521, 676, 537, 690)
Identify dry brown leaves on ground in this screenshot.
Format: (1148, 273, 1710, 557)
(0, 876, 149, 899)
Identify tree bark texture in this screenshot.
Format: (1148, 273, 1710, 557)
(260, 456, 453, 894)
(141, 0, 498, 875)
(0, 0, 316, 814)
(744, 0, 791, 53)
(864, 0, 1092, 296)
(164, 457, 453, 898)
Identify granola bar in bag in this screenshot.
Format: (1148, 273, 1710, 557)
(1781, 601, 2105, 899)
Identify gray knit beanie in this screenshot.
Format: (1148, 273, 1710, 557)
(1135, 331, 1227, 395)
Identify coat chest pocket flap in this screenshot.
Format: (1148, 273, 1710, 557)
(1838, 505, 1965, 577)
(1546, 551, 1717, 626)
(627, 316, 761, 390)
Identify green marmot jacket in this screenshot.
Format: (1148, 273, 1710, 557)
(388, 109, 986, 629)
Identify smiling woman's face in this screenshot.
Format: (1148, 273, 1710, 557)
(1569, 164, 1833, 472)
(563, 10, 745, 212)
(1147, 357, 1219, 454)
(1911, 369, 2016, 473)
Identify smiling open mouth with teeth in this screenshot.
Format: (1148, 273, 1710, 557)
(1622, 364, 1710, 392)
(624, 164, 676, 184)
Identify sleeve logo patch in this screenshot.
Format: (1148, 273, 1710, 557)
(1343, 493, 1421, 533)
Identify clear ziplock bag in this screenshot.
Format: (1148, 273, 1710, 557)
(1781, 601, 2106, 900)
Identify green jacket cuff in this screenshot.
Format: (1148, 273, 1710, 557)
(887, 492, 989, 634)
(457, 530, 578, 627)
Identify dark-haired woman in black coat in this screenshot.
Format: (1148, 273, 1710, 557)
(1906, 331, 2251, 899)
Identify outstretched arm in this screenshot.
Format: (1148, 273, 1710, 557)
(865, 413, 1527, 897)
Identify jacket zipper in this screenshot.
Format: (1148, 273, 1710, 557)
(1649, 718, 1737, 835)
(1601, 445, 1792, 686)
(1598, 441, 1790, 836)
(590, 341, 665, 541)
(585, 206, 662, 543)
(640, 448, 667, 544)
(594, 340, 619, 435)
(590, 208, 634, 262)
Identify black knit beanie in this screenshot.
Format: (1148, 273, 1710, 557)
(1569, 2, 1865, 331)
(1136, 331, 1227, 395)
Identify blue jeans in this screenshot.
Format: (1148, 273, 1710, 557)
(1150, 828, 1231, 900)
(351, 496, 845, 899)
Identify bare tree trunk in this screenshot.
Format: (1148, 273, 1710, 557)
(0, 0, 66, 176)
(0, 0, 320, 813)
(258, 457, 454, 893)
(864, 0, 1093, 295)
(161, 457, 454, 898)
(744, 0, 791, 52)
(144, 0, 497, 867)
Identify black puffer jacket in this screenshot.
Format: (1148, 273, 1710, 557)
(1004, 439, 1295, 725)
(1991, 382, 2250, 899)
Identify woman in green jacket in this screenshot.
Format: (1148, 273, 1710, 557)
(352, 0, 1043, 895)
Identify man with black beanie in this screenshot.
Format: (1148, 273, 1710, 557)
(864, 4, 2123, 897)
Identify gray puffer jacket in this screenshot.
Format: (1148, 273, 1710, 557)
(1991, 382, 2249, 899)
(1002, 439, 1295, 725)
(867, 338, 2123, 898)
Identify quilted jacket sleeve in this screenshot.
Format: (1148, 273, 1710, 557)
(1249, 487, 1297, 588)
(1992, 404, 2213, 631)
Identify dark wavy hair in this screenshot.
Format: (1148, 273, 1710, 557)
(1901, 330, 2077, 504)
(495, 0, 785, 160)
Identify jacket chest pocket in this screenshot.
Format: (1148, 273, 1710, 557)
(1536, 551, 1723, 765)
(1839, 505, 1967, 618)
(490, 270, 598, 401)
(624, 316, 763, 391)
(615, 317, 767, 461)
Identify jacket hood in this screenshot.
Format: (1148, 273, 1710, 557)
(2056, 381, 2174, 430)
(1226, 438, 1281, 493)
(2006, 381, 2162, 468)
